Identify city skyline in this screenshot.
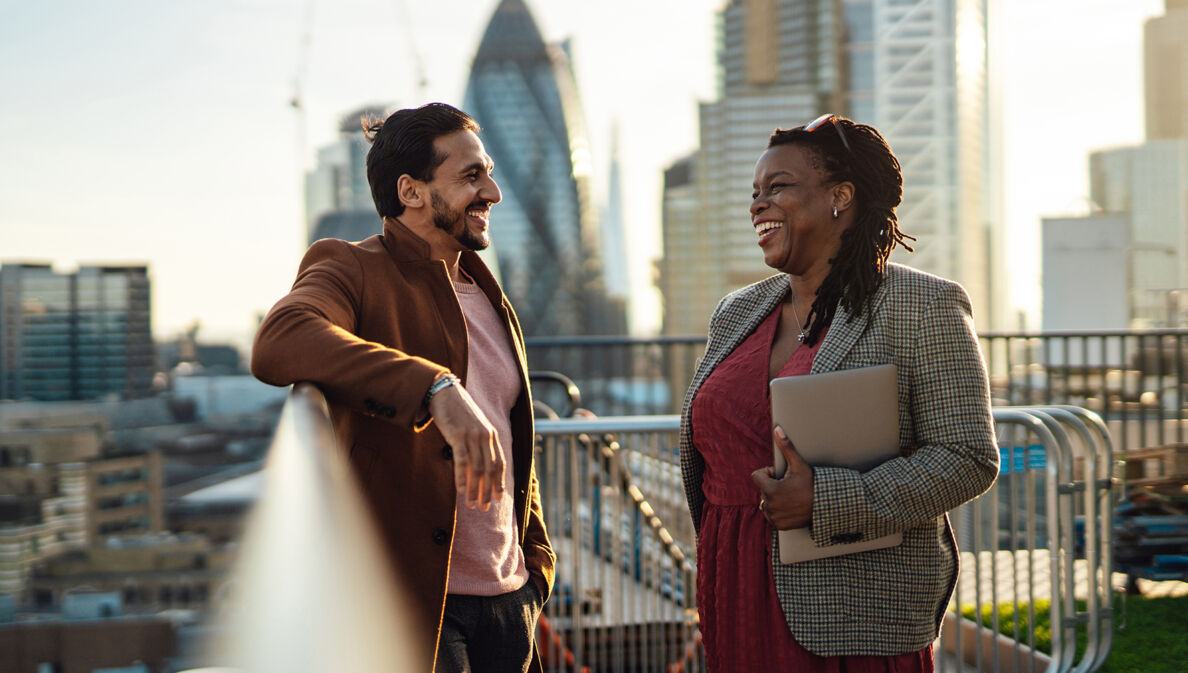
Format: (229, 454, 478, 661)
(660, 0, 1001, 337)
(0, 0, 1166, 346)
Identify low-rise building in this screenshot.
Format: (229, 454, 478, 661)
(0, 412, 164, 602)
(28, 532, 233, 613)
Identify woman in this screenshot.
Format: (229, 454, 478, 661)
(678, 115, 998, 671)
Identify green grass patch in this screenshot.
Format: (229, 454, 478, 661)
(1102, 595, 1188, 673)
(960, 596, 1188, 673)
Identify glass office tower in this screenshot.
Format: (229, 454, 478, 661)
(0, 264, 153, 401)
(463, 0, 623, 336)
(661, 0, 996, 336)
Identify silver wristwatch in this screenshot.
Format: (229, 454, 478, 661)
(423, 372, 460, 410)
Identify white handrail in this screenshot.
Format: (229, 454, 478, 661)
(195, 383, 427, 672)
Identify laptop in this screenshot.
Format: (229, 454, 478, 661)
(769, 363, 903, 563)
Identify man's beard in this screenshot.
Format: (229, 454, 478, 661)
(431, 191, 489, 251)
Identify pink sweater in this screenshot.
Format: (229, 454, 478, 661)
(445, 279, 530, 596)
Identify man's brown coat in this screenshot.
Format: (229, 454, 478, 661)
(252, 218, 554, 668)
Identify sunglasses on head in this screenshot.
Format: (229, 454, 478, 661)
(803, 113, 851, 153)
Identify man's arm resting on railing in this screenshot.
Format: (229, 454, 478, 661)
(252, 238, 506, 507)
(252, 239, 448, 429)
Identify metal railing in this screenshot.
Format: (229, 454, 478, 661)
(187, 383, 427, 673)
(526, 330, 1188, 450)
(535, 416, 698, 673)
(198, 386, 1118, 673)
(945, 406, 1119, 673)
(525, 335, 706, 417)
(535, 406, 1118, 673)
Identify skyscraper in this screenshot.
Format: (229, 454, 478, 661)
(600, 125, 632, 327)
(0, 263, 153, 401)
(660, 0, 836, 336)
(845, 0, 994, 324)
(1144, 0, 1188, 140)
(660, 0, 996, 335)
(305, 105, 387, 244)
(464, 0, 624, 336)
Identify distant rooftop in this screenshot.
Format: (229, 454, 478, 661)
(176, 469, 261, 506)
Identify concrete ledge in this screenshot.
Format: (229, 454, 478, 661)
(941, 612, 1053, 673)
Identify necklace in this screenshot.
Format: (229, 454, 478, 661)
(790, 295, 807, 342)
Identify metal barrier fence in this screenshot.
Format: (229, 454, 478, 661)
(534, 416, 698, 673)
(945, 406, 1119, 673)
(526, 330, 1188, 450)
(199, 387, 1117, 673)
(535, 405, 1118, 673)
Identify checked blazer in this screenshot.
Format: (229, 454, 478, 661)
(679, 263, 999, 656)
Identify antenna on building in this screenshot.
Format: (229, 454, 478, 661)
(393, 0, 429, 97)
(292, 0, 316, 246)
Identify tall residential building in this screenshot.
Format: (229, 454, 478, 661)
(660, 0, 996, 336)
(1144, 0, 1188, 140)
(304, 105, 387, 244)
(0, 264, 153, 402)
(463, 0, 624, 336)
(661, 0, 838, 336)
(658, 156, 704, 406)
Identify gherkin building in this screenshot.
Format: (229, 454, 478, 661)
(464, 0, 624, 337)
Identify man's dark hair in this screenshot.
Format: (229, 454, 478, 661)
(363, 103, 480, 218)
(767, 117, 915, 345)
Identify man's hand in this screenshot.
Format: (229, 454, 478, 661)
(750, 425, 814, 530)
(429, 383, 505, 511)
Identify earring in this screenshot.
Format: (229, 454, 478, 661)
(832, 205, 839, 219)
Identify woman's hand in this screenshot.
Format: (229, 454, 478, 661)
(750, 426, 814, 530)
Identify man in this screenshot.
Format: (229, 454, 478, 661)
(252, 103, 554, 673)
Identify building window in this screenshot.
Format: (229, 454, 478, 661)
(0, 446, 30, 467)
(96, 467, 147, 486)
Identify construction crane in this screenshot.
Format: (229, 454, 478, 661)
(393, 0, 430, 96)
(287, 0, 429, 246)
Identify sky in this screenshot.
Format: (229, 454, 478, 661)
(0, 0, 1168, 348)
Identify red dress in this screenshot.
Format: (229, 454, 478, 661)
(690, 305, 932, 672)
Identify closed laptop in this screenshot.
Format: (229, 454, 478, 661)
(770, 363, 903, 563)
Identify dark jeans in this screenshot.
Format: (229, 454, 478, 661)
(436, 579, 544, 673)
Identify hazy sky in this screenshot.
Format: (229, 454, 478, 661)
(0, 0, 1166, 346)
